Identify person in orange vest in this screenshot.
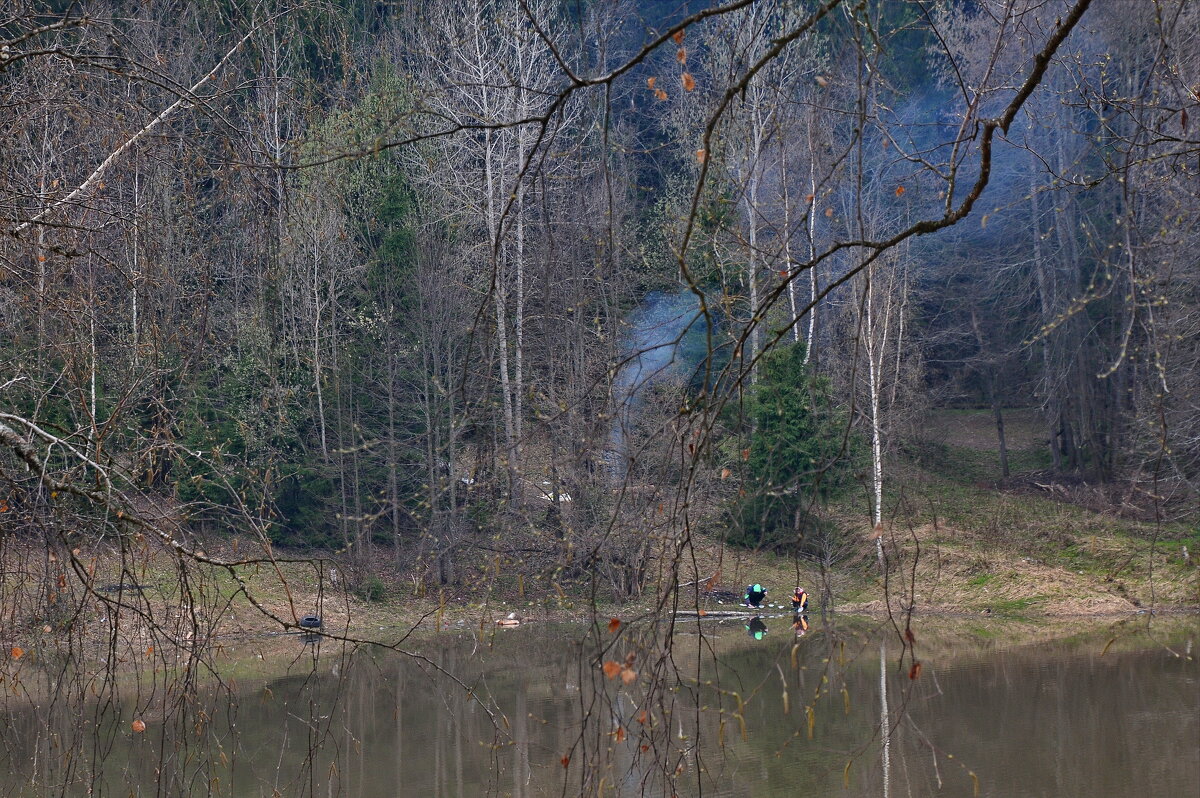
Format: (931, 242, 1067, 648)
(791, 586, 809, 613)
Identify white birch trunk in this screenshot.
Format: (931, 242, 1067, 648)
(744, 103, 764, 374)
(865, 264, 886, 570)
(804, 110, 819, 363)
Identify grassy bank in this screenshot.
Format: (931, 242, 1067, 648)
(1, 411, 1196, 657)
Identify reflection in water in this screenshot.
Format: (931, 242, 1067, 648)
(880, 638, 891, 798)
(745, 617, 768, 640)
(0, 619, 1195, 796)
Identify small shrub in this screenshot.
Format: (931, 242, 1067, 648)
(356, 575, 386, 603)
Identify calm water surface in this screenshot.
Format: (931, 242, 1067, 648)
(0, 615, 1195, 796)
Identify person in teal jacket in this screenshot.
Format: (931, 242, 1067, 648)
(743, 583, 767, 608)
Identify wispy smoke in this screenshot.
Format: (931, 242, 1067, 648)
(609, 289, 710, 477)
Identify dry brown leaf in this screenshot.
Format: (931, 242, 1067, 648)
(602, 661, 622, 680)
(681, 72, 696, 92)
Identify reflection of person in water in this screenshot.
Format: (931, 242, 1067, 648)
(743, 583, 767, 608)
(745, 617, 768, 640)
(792, 613, 809, 636)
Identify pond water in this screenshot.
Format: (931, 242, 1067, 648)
(0, 614, 1196, 796)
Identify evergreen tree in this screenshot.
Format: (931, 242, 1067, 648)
(734, 342, 854, 550)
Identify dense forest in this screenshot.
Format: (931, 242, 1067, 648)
(1, 0, 1197, 601)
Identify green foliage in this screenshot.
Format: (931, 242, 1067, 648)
(356, 574, 387, 603)
(729, 342, 857, 550)
(172, 332, 340, 547)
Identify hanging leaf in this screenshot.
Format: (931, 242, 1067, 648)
(132, 719, 147, 733)
(815, 75, 830, 87)
(672, 29, 684, 45)
(681, 72, 696, 92)
(895, 185, 905, 196)
(602, 661, 622, 679)
(636, 710, 648, 725)
(741, 448, 750, 461)
(654, 88, 668, 101)
(608, 617, 621, 633)
(908, 661, 923, 680)
(904, 627, 916, 644)
(621, 668, 638, 685)
(824, 207, 834, 217)
(561, 755, 570, 768)
(676, 48, 687, 64)
(647, 76, 657, 90)
(614, 726, 626, 742)
(695, 149, 706, 163)
(720, 467, 731, 479)
(10, 646, 24, 660)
